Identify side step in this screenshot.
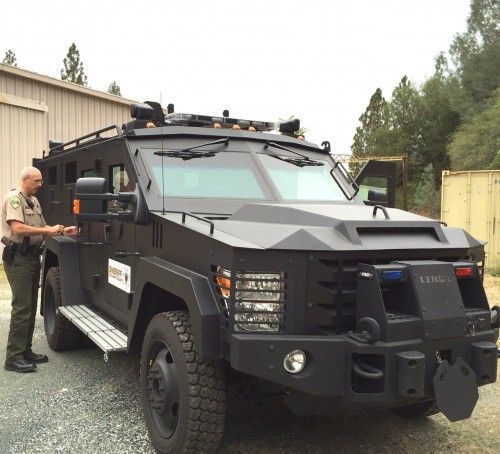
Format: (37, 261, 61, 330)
(58, 305, 127, 355)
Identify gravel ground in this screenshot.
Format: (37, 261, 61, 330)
(0, 266, 498, 454)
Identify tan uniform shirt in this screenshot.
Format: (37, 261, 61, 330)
(2, 189, 46, 245)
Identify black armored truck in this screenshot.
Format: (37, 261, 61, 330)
(34, 102, 499, 453)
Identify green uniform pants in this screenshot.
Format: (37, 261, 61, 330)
(4, 252, 41, 362)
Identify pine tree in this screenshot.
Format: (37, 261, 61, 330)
(2, 49, 17, 66)
(351, 88, 389, 157)
(107, 81, 122, 96)
(61, 43, 88, 86)
(384, 76, 425, 180)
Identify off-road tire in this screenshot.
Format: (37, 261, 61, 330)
(391, 400, 439, 418)
(140, 311, 226, 454)
(43, 267, 84, 351)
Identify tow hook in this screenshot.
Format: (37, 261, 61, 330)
(348, 317, 381, 344)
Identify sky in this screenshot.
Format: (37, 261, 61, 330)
(1, 0, 471, 153)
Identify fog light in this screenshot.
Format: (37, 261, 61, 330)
(283, 349, 306, 374)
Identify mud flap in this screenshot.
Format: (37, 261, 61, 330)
(433, 358, 479, 422)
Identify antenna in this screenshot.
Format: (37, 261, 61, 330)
(160, 93, 165, 215)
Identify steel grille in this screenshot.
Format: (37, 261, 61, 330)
(307, 251, 466, 335)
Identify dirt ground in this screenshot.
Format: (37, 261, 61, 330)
(0, 265, 498, 453)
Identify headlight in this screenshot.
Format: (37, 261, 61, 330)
(214, 267, 286, 332)
(234, 271, 285, 333)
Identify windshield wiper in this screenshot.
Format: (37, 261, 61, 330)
(154, 137, 230, 160)
(264, 140, 324, 167)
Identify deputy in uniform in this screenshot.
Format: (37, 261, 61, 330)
(2, 166, 77, 373)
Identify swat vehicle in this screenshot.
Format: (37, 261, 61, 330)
(34, 102, 499, 453)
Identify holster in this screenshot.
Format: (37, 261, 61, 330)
(19, 236, 30, 256)
(1, 237, 15, 265)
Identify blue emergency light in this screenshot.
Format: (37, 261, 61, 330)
(382, 270, 403, 281)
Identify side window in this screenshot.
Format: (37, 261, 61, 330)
(108, 163, 134, 194)
(108, 164, 135, 211)
(81, 168, 97, 178)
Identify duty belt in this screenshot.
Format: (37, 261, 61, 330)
(14, 243, 44, 256)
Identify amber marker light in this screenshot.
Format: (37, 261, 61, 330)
(248, 126, 256, 131)
(213, 123, 222, 128)
(215, 267, 231, 298)
(232, 124, 240, 130)
(73, 199, 80, 214)
(216, 275, 231, 298)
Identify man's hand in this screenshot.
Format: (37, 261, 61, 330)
(46, 224, 64, 235)
(63, 226, 79, 236)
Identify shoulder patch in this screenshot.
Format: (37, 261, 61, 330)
(9, 196, 21, 209)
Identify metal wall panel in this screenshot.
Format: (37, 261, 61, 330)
(0, 67, 133, 149)
(441, 170, 500, 269)
(0, 103, 47, 197)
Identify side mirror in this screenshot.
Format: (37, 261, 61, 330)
(74, 177, 147, 223)
(75, 177, 107, 215)
(367, 188, 387, 204)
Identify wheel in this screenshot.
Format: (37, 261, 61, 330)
(391, 400, 439, 418)
(140, 311, 226, 454)
(43, 267, 84, 351)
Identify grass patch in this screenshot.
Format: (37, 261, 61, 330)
(487, 266, 500, 277)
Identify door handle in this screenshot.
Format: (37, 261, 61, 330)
(114, 250, 140, 257)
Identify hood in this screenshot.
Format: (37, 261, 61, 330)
(207, 203, 483, 251)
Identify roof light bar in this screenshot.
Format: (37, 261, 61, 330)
(164, 112, 279, 132)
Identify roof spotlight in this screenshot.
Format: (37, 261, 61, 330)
(279, 118, 300, 135)
(130, 103, 154, 120)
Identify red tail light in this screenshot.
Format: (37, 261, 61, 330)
(455, 266, 474, 278)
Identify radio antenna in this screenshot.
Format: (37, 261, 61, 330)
(160, 93, 166, 215)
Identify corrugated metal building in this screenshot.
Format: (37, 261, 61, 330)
(441, 170, 500, 269)
(0, 63, 135, 198)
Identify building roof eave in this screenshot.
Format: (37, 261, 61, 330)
(0, 63, 137, 106)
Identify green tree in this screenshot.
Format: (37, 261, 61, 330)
(412, 163, 441, 218)
(448, 0, 500, 119)
(351, 88, 389, 157)
(418, 56, 461, 184)
(61, 43, 88, 86)
(384, 76, 425, 180)
(2, 49, 17, 66)
(448, 88, 500, 170)
(107, 81, 122, 96)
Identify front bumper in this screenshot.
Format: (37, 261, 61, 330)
(230, 330, 498, 415)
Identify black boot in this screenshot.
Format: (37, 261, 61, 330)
(24, 350, 49, 364)
(4, 358, 37, 373)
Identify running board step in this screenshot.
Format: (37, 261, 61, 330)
(58, 305, 127, 354)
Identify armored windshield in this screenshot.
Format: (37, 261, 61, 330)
(143, 147, 347, 202)
(258, 154, 347, 201)
(146, 152, 267, 199)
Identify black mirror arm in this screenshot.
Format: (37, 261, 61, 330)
(76, 211, 133, 222)
(76, 192, 134, 203)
